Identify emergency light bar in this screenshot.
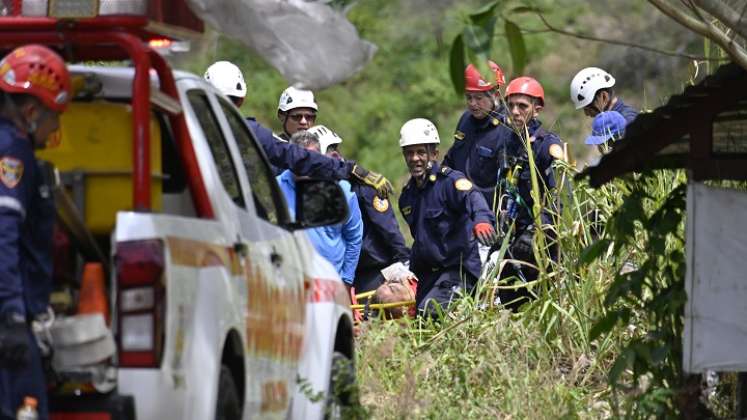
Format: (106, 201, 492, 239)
(19, 0, 147, 18)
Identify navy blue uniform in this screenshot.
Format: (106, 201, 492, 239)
(611, 99, 638, 124)
(443, 110, 509, 211)
(503, 119, 563, 230)
(245, 117, 354, 179)
(351, 183, 409, 293)
(498, 119, 562, 310)
(399, 161, 495, 317)
(0, 117, 54, 418)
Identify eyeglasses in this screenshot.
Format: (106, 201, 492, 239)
(288, 113, 317, 122)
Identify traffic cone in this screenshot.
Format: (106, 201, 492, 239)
(78, 262, 110, 325)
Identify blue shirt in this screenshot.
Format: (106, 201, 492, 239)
(443, 110, 509, 210)
(350, 183, 409, 271)
(277, 170, 363, 284)
(246, 117, 355, 179)
(611, 99, 638, 124)
(503, 119, 563, 228)
(399, 161, 495, 280)
(0, 117, 54, 318)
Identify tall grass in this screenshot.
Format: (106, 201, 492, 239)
(355, 161, 633, 418)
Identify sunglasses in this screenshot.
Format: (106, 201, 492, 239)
(288, 113, 317, 122)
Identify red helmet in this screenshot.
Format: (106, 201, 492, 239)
(0, 45, 71, 112)
(505, 76, 544, 106)
(464, 60, 505, 92)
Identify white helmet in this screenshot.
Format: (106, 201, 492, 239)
(278, 86, 318, 112)
(308, 125, 342, 154)
(204, 61, 247, 98)
(399, 118, 440, 148)
(570, 67, 616, 109)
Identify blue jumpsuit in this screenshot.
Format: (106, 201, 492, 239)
(246, 117, 355, 179)
(399, 161, 495, 317)
(0, 118, 53, 419)
(611, 99, 638, 124)
(499, 119, 562, 309)
(443, 110, 510, 211)
(351, 183, 409, 293)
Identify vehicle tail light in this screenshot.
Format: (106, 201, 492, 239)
(115, 239, 165, 368)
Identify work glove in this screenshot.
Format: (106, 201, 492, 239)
(511, 228, 534, 261)
(473, 222, 498, 247)
(351, 164, 394, 199)
(0, 313, 31, 368)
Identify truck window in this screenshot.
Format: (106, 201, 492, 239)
(218, 99, 285, 225)
(187, 90, 246, 209)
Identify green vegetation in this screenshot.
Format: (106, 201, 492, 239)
(176, 1, 736, 417)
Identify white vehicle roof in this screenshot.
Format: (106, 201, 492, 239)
(67, 64, 213, 99)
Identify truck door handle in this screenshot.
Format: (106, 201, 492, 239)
(234, 242, 248, 257)
(270, 251, 283, 266)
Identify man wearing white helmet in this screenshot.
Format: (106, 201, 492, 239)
(204, 61, 393, 198)
(276, 86, 318, 141)
(398, 118, 497, 318)
(309, 125, 410, 294)
(570, 67, 638, 123)
(276, 130, 363, 290)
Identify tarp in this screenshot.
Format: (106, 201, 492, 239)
(683, 182, 747, 372)
(185, 0, 376, 90)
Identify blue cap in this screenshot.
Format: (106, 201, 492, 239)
(585, 111, 627, 145)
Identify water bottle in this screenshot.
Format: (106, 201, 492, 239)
(16, 396, 38, 420)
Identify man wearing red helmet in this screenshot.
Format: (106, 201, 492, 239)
(443, 61, 510, 264)
(443, 61, 509, 214)
(0, 44, 71, 419)
(497, 76, 564, 310)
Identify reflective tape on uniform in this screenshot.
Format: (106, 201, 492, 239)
(0, 196, 25, 219)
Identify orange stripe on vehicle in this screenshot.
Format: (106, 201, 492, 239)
(164, 236, 305, 361)
(165, 236, 241, 275)
(309, 278, 349, 307)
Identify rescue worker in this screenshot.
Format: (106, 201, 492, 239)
(497, 77, 564, 309)
(276, 86, 317, 141)
(0, 44, 72, 420)
(277, 131, 363, 290)
(308, 125, 409, 294)
(443, 61, 509, 211)
(203, 61, 393, 198)
(570, 67, 638, 123)
(398, 118, 497, 318)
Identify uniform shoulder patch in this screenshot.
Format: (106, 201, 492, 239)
(454, 130, 465, 140)
(372, 196, 389, 212)
(401, 206, 412, 216)
(454, 178, 473, 191)
(0, 156, 23, 189)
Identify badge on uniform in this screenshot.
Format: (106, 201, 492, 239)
(0, 156, 23, 188)
(491, 118, 501, 126)
(454, 131, 465, 140)
(373, 196, 389, 213)
(454, 178, 473, 191)
(401, 206, 412, 216)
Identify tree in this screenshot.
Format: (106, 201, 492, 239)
(648, 0, 747, 70)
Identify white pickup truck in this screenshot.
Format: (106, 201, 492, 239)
(25, 38, 356, 420)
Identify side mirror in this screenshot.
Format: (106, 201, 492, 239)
(288, 178, 349, 230)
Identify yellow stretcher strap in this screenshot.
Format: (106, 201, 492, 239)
(351, 300, 415, 310)
(354, 290, 376, 300)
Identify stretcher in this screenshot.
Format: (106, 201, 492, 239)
(349, 278, 417, 323)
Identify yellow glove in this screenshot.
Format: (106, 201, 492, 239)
(351, 164, 394, 199)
